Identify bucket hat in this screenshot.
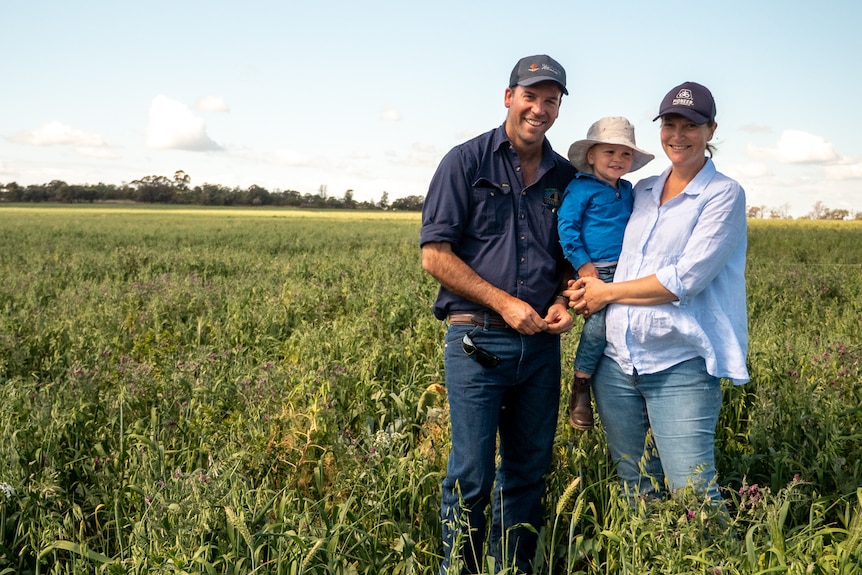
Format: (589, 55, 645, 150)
(567, 116, 654, 173)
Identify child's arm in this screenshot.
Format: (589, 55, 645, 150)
(577, 262, 598, 279)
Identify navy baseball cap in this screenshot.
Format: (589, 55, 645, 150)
(509, 55, 568, 95)
(653, 81, 716, 124)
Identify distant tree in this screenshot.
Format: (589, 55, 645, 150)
(806, 201, 829, 220)
(304, 191, 327, 209)
(747, 205, 765, 219)
(46, 180, 70, 202)
(825, 208, 849, 220)
(245, 185, 271, 206)
(130, 175, 176, 203)
(342, 189, 356, 209)
(22, 184, 49, 202)
(0, 182, 23, 202)
(173, 170, 190, 190)
(390, 195, 425, 211)
(378, 191, 389, 210)
(281, 189, 302, 207)
(769, 204, 792, 219)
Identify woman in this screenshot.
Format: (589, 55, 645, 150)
(565, 81, 749, 502)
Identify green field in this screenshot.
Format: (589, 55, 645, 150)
(0, 205, 860, 574)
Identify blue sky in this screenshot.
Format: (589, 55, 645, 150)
(2, 0, 860, 217)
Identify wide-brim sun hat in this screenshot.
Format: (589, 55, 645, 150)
(567, 116, 654, 174)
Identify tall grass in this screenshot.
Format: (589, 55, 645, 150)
(0, 206, 859, 574)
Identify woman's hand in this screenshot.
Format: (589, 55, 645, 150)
(563, 273, 678, 316)
(562, 277, 611, 316)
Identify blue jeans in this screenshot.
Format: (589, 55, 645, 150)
(592, 356, 723, 501)
(573, 265, 615, 375)
(440, 323, 561, 574)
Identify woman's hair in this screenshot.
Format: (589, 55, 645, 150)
(706, 120, 717, 158)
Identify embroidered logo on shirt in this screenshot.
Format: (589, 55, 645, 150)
(543, 188, 561, 211)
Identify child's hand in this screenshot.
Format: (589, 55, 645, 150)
(577, 262, 599, 279)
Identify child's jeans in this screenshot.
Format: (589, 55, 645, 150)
(573, 264, 616, 375)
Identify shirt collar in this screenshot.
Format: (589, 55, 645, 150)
(648, 157, 717, 200)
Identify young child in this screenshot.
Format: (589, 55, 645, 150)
(558, 116, 654, 430)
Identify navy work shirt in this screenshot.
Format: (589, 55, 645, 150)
(420, 124, 578, 320)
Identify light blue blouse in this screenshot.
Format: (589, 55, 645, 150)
(604, 158, 750, 384)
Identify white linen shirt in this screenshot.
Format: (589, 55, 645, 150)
(604, 158, 750, 384)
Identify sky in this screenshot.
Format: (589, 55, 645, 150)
(2, 0, 861, 218)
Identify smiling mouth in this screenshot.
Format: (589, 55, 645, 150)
(526, 118, 545, 127)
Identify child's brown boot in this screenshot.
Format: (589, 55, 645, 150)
(568, 375, 594, 430)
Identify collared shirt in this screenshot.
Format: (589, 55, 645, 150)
(558, 172, 634, 271)
(604, 158, 750, 384)
(420, 124, 577, 320)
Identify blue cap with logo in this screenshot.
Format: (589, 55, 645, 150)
(509, 54, 568, 95)
(653, 81, 716, 125)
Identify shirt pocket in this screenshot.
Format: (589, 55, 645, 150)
(470, 182, 509, 236)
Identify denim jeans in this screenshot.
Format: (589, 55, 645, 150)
(592, 355, 723, 501)
(440, 323, 561, 574)
(573, 265, 616, 376)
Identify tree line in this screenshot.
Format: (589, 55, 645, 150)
(747, 201, 862, 221)
(2, 171, 860, 220)
(0, 171, 426, 211)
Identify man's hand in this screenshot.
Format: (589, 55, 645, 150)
(543, 301, 573, 334)
(499, 299, 549, 335)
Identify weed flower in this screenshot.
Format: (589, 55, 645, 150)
(0, 482, 14, 501)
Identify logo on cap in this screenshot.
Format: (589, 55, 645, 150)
(672, 88, 694, 108)
(526, 62, 561, 77)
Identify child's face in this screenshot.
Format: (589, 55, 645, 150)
(587, 143, 634, 186)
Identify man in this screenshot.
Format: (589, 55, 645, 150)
(420, 54, 577, 574)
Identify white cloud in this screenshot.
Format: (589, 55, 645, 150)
(270, 149, 312, 166)
(146, 95, 222, 151)
(823, 161, 862, 180)
(748, 130, 839, 164)
(412, 142, 436, 154)
(76, 147, 120, 159)
(380, 106, 401, 121)
(741, 124, 773, 135)
(725, 162, 774, 180)
(11, 121, 111, 148)
(455, 128, 483, 141)
(196, 95, 230, 112)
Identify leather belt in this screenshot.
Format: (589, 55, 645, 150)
(447, 312, 510, 329)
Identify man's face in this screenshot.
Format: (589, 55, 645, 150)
(504, 82, 562, 149)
